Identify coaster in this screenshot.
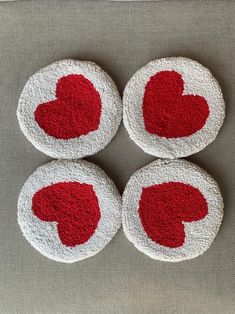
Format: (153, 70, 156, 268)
(122, 159, 223, 262)
(17, 59, 122, 159)
(123, 57, 225, 158)
(18, 160, 122, 263)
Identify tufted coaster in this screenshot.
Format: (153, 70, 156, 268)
(122, 159, 223, 262)
(17, 59, 122, 159)
(123, 57, 225, 158)
(18, 160, 122, 263)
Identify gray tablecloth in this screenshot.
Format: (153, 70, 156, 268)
(0, 1, 234, 313)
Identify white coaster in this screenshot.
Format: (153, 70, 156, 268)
(123, 57, 225, 158)
(17, 59, 122, 159)
(18, 160, 122, 263)
(122, 159, 223, 262)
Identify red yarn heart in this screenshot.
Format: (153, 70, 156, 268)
(32, 182, 101, 247)
(34, 74, 101, 139)
(143, 71, 209, 138)
(138, 182, 208, 248)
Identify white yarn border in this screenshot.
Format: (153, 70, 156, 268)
(18, 160, 122, 263)
(122, 159, 224, 262)
(123, 57, 225, 158)
(17, 59, 122, 159)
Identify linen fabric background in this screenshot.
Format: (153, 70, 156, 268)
(0, 1, 234, 313)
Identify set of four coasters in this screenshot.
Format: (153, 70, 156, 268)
(17, 57, 225, 263)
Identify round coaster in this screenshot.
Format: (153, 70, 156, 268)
(122, 159, 223, 262)
(17, 59, 122, 159)
(123, 57, 225, 158)
(18, 160, 122, 263)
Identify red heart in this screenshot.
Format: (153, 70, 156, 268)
(34, 74, 101, 139)
(138, 182, 208, 248)
(143, 71, 209, 138)
(32, 182, 101, 247)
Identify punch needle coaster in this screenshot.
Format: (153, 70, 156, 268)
(123, 57, 225, 158)
(122, 159, 223, 262)
(18, 160, 122, 263)
(17, 59, 122, 159)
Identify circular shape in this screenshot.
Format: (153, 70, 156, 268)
(18, 160, 122, 263)
(123, 57, 225, 158)
(122, 159, 223, 262)
(17, 59, 122, 159)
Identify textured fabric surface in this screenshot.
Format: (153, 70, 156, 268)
(32, 182, 101, 247)
(123, 57, 225, 158)
(34, 74, 102, 139)
(17, 59, 122, 159)
(18, 160, 121, 262)
(0, 0, 234, 313)
(142, 70, 210, 137)
(122, 159, 223, 261)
